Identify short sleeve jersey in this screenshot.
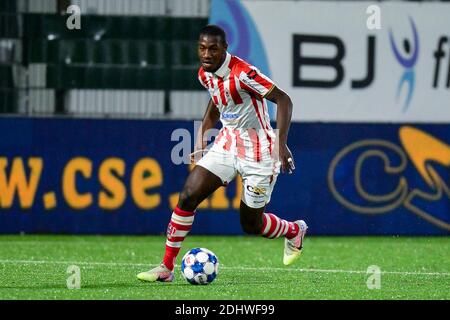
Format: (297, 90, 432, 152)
(198, 52, 277, 156)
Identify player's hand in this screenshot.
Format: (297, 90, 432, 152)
(279, 144, 295, 174)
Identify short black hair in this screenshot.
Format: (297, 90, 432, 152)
(199, 24, 227, 45)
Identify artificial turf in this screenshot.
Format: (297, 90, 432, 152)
(0, 235, 448, 300)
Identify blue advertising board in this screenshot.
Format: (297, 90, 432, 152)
(0, 117, 448, 235)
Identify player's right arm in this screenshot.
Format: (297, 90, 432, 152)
(191, 98, 220, 164)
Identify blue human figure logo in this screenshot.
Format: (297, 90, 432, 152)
(388, 17, 419, 112)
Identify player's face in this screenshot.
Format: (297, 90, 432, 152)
(198, 35, 227, 72)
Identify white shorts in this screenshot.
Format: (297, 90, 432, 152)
(196, 144, 281, 209)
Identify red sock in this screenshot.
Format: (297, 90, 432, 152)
(261, 212, 299, 239)
(162, 206, 195, 270)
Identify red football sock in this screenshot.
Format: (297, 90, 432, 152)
(162, 206, 195, 270)
(261, 212, 299, 239)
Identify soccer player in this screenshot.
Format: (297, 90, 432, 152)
(137, 25, 307, 282)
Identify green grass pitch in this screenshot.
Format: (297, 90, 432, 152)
(0, 235, 448, 300)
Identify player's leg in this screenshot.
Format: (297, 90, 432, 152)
(239, 200, 301, 239)
(138, 149, 235, 282)
(239, 200, 264, 235)
(239, 175, 308, 266)
(161, 165, 224, 271)
(137, 166, 223, 282)
(177, 165, 224, 211)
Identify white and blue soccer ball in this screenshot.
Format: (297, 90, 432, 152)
(181, 248, 219, 285)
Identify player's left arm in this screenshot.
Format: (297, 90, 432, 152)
(265, 86, 295, 174)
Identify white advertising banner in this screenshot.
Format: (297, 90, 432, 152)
(210, 1, 450, 123)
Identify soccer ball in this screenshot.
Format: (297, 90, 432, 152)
(181, 247, 219, 285)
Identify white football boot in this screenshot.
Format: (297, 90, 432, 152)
(137, 264, 174, 282)
(283, 220, 308, 266)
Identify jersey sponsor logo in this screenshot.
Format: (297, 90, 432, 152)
(252, 199, 266, 204)
(246, 185, 267, 196)
(221, 113, 240, 120)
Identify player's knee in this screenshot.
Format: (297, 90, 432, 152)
(178, 188, 199, 212)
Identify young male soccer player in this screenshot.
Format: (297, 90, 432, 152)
(137, 25, 307, 282)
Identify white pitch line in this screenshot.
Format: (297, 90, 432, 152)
(0, 259, 449, 277)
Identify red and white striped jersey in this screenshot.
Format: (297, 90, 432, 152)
(198, 52, 277, 162)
